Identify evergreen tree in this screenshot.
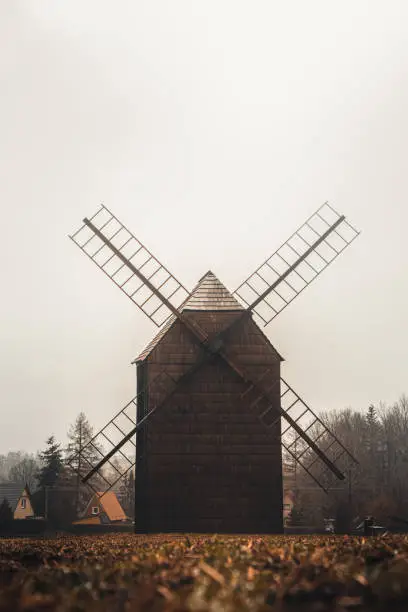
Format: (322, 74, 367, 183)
(366, 404, 379, 431)
(364, 404, 383, 497)
(66, 412, 101, 471)
(33, 436, 74, 526)
(38, 436, 64, 488)
(366, 405, 379, 454)
(66, 412, 102, 514)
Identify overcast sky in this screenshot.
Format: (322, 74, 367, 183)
(1, 1, 407, 454)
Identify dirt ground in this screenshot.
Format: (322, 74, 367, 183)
(0, 533, 408, 611)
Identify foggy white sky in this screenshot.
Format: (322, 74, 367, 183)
(1, 1, 408, 454)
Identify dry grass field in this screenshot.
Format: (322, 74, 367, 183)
(1, 533, 408, 611)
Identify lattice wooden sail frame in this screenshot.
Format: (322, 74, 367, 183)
(69, 202, 360, 498)
(241, 373, 357, 491)
(70, 370, 357, 496)
(66, 369, 179, 495)
(233, 202, 359, 326)
(70, 205, 190, 327)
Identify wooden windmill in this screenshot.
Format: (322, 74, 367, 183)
(69, 202, 359, 533)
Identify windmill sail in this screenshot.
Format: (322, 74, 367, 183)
(67, 369, 179, 496)
(238, 365, 358, 491)
(66, 396, 137, 495)
(69, 203, 360, 497)
(233, 202, 360, 326)
(77, 361, 357, 495)
(242, 374, 357, 492)
(70, 205, 190, 327)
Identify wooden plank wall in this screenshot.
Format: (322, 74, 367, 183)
(135, 311, 283, 533)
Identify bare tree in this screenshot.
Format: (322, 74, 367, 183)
(8, 456, 39, 490)
(284, 396, 408, 529)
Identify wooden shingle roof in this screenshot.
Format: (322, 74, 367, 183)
(182, 271, 244, 311)
(0, 483, 26, 511)
(134, 271, 243, 362)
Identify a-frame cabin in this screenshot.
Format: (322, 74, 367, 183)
(134, 271, 284, 533)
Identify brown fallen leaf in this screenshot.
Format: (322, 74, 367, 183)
(247, 566, 256, 581)
(353, 574, 368, 586)
(157, 585, 175, 601)
(198, 560, 225, 585)
(245, 538, 254, 551)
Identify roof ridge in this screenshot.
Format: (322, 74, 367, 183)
(196, 269, 215, 283)
(181, 271, 243, 312)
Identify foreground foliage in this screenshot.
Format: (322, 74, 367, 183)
(1, 534, 408, 610)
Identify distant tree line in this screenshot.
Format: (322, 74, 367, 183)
(0, 412, 135, 528)
(0, 451, 39, 490)
(3, 396, 408, 531)
(286, 395, 408, 530)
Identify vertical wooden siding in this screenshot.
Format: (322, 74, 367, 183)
(135, 311, 283, 533)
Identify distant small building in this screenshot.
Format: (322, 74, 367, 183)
(0, 483, 35, 519)
(73, 491, 128, 525)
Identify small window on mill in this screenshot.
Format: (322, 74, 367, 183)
(91, 506, 99, 515)
(21, 498, 26, 509)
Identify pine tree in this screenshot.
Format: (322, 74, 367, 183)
(365, 405, 381, 454)
(66, 412, 101, 471)
(38, 436, 64, 489)
(366, 404, 379, 430)
(365, 404, 384, 500)
(34, 436, 71, 525)
(66, 412, 102, 514)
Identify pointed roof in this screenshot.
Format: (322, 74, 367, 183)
(82, 491, 127, 522)
(0, 483, 28, 512)
(134, 271, 243, 362)
(96, 491, 127, 521)
(181, 271, 244, 311)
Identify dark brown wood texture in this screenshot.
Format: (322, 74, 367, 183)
(135, 311, 283, 533)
